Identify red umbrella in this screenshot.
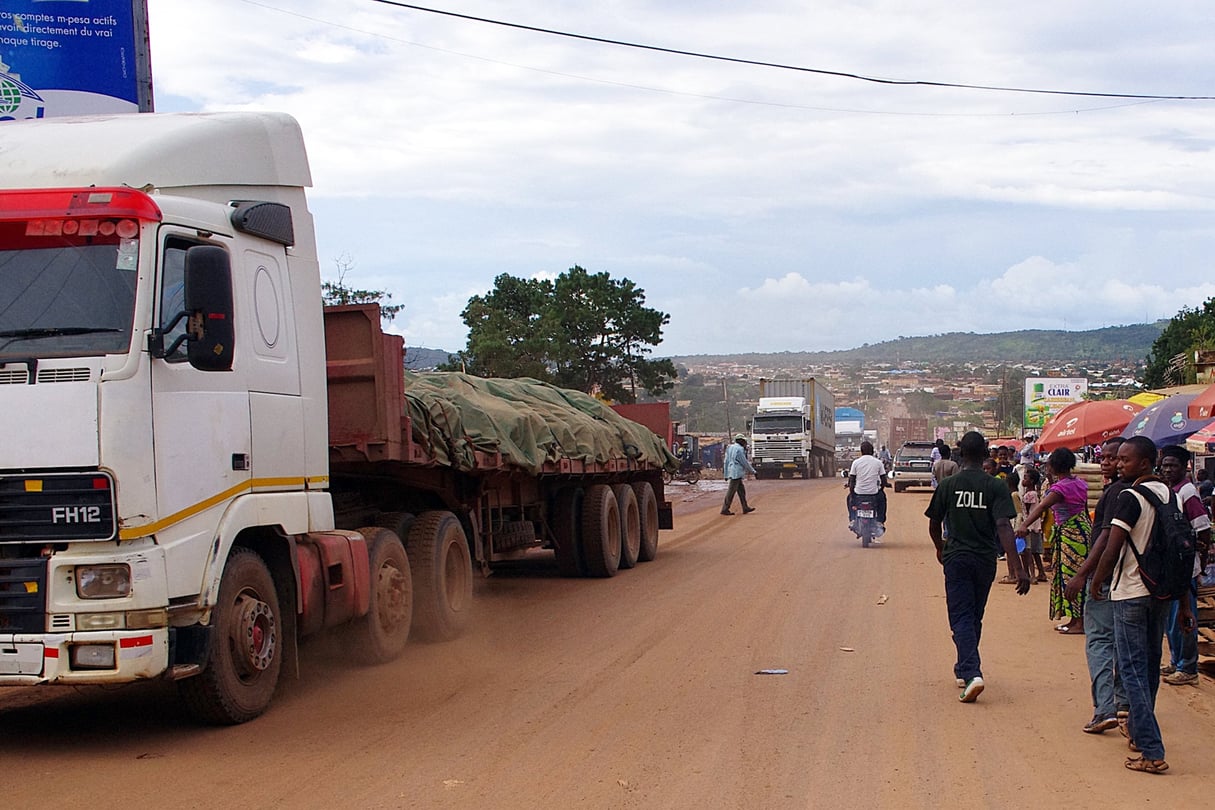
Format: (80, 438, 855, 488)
(1187, 382, 1215, 420)
(988, 438, 1024, 450)
(1036, 400, 1144, 452)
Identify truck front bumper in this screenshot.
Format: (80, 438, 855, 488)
(0, 629, 169, 685)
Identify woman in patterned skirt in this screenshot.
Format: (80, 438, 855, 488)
(1015, 447, 1090, 634)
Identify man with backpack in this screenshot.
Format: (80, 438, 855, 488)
(1157, 445, 1210, 687)
(1089, 436, 1196, 775)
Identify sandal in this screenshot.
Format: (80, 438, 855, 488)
(998, 575, 1017, 585)
(1036, 574, 1048, 582)
(1125, 756, 1168, 774)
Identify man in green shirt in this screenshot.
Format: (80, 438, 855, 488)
(925, 431, 1031, 703)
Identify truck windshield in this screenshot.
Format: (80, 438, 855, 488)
(0, 221, 137, 360)
(754, 415, 804, 433)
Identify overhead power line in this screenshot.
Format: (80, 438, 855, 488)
(370, 0, 1215, 101)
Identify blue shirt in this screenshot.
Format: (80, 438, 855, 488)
(724, 442, 755, 480)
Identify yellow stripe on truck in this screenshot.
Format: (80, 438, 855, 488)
(118, 476, 312, 540)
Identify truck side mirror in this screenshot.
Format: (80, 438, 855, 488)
(183, 246, 235, 371)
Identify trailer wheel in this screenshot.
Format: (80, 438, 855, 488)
(632, 481, 660, 562)
(407, 511, 473, 641)
(581, 484, 621, 577)
(551, 488, 586, 577)
(179, 548, 282, 725)
(348, 527, 412, 664)
(613, 484, 641, 570)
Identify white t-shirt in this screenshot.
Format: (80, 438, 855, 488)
(1109, 481, 1171, 601)
(849, 455, 886, 495)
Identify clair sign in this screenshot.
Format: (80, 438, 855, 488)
(0, 0, 152, 120)
(1024, 377, 1088, 431)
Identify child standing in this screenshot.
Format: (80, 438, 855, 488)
(1018, 466, 1048, 582)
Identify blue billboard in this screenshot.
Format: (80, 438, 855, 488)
(0, 0, 151, 120)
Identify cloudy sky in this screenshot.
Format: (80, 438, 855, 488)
(148, 0, 1215, 356)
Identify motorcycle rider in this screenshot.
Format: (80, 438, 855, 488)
(848, 440, 889, 538)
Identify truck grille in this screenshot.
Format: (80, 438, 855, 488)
(0, 472, 117, 543)
(0, 557, 46, 633)
(754, 440, 801, 461)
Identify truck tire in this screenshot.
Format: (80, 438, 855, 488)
(613, 484, 641, 570)
(406, 511, 473, 641)
(347, 527, 412, 664)
(581, 484, 621, 577)
(632, 481, 659, 562)
(179, 548, 282, 725)
(551, 488, 586, 577)
(375, 511, 416, 545)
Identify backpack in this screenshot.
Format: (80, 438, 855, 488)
(1120, 484, 1197, 600)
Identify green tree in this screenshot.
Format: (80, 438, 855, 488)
(321, 254, 404, 322)
(443, 266, 676, 402)
(1143, 297, 1215, 387)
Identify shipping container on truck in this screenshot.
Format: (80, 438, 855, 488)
(889, 417, 931, 449)
(0, 112, 675, 725)
(749, 378, 836, 478)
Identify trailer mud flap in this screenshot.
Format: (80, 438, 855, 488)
(658, 502, 673, 530)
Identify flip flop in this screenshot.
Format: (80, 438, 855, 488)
(1125, 756, 1167, 774)
(1057, 626, 1085, 635)
(1055, 623, 1070, 631)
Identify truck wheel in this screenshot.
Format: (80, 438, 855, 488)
(406, 511, 473, 641)
(348, 527, 412, 664)
(581, 484, 621, 577)
(613, 484, 641, 570)
(551, 488, 586, 577)
(179, 548, 282, 725)
(632, 482, 659, 562)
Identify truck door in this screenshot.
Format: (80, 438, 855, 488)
(149, 235, 252, 589)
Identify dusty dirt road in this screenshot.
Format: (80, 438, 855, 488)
(3, 478, 1213, 809)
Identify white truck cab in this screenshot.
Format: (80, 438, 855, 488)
(0, 113, 343, 721)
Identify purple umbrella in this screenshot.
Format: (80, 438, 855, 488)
(1120, 392, 1213, 447)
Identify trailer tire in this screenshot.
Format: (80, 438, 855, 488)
(632, 481, 659, 562)
(375, 511, 416, 546)
(581, 484, 621, 577)
(348, 527, 412, 664)
(179, 548, 282, 725)
(613, 484, 641, 570)
(551, 488, 586, 577)
(406, 511, 473, 641)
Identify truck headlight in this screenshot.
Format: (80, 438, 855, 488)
(76, 564, 132, 599)
(70, 644, 116, 670)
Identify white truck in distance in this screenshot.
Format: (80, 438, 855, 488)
(0, 112, 671, 724)
(749, 378, 836, 479)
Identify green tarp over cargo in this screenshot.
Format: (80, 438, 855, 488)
(403, 372, 677, 475)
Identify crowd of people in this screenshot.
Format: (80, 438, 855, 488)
(924, 430, 1210, 776)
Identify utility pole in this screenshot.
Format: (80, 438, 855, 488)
(723, 379, 732, 437)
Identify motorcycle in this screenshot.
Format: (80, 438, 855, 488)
(664, 459, 702, 485)
(851, 492, 881, 548)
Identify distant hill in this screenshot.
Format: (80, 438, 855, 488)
(404, 347, 453, 370)
(672, 322, 1165, 365)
